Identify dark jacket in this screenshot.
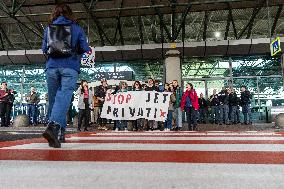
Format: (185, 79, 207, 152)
(95, 85, 107, 106)
(26, 92, 40, 104)
(145, 85, 158, 91)
(198, 98, 208, 109)
(210, 94, 220, 106)
(173, 86, 183, 108)
(218, 90, 229, 105)
(42, 16, 91, 72)
(6, 92, 15, 105)
(229, 92, 239, 106)
(240, 90, 251, 105)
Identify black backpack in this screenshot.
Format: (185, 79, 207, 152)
(47, 24, 73, 58)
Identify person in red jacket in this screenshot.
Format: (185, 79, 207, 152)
(181, 83, 199, 131)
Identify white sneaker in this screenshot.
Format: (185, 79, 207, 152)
(115, 128, 119, 132)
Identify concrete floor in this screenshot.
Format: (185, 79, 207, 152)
(0, 161, 284, 189)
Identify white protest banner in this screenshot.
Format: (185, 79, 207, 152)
(101, 91, 171, 122)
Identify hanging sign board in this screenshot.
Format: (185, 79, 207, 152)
(270, 37, 281, 56)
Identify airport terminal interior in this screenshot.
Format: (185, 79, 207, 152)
(0, 0, 284, 188)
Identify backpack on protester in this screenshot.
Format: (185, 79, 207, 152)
(46, 24, 73, 58)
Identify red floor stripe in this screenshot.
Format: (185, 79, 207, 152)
(64, 140, 284, 144)
(0, 149, 284, 164)
(69, 134, 284, 138)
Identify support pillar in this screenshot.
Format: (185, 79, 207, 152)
(164, 50, 181, 85)
(229, 57, 233, 88)
(281, 54, 284, 91)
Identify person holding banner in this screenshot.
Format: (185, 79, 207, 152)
(181, 83, 199, 131)
(76, 80, 93, 132)
(132, 81, 144, 131)
(172, 80, 183, 131)
(164, 83, 176, 131)
(145, 78, 158, 131)
(115, 81, 129, 131)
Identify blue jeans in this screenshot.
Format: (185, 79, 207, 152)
(46, 68, 78, 129)
(199, 108, 207, 123)
(116, 120, 127, 131)
(230, 106, 238, 123)
(164, 110, 173, 129)
(242, 104, 252, 124)
(211, 106, 219, 123)
(219, 104, 229, 124)
(174, 107, 182, 128)
(27, 104, 37, 124)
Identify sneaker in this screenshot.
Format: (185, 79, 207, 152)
(42, 122, 61, 148)
(115, 128, 119, 132)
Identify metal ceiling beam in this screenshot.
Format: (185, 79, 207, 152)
(170, 0, 177, 42)
(17, 23, 32, 49)
(80, 0, 111, 46)
(271, 5, 282, 37)
(0, 26, 15, 49)
(224, 11, 230, 40)
(227, 3, 238, 39)
(203, 11, 209, 41)
(238, 0, 266, 39)
(0, 1, 43, 39)
(13, 0, 27, 15)
(174, 1, 192, 41)
(0, 32, 4, 50)
(150, 0, 172, 42)
(115, 0, 125, 45)
(138, 15, 144, 44)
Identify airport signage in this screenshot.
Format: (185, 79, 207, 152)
(270, 37, 281, 56)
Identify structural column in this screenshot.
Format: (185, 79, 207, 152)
(281, 54, 284, 90)
(164, 50, 181, 85)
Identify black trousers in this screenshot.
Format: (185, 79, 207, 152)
(0, 103, 12, 127)
(98, 106, 107, 126)
(78, 99, 90, 130)
(186, 107, 197, 130)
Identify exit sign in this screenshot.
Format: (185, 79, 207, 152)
(271, 37, 281, 56)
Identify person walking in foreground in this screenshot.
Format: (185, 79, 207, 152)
(42, 3, 91, 148)
(180, 83, 199, 131)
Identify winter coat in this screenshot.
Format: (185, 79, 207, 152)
(95, 85, 107, 107)
(180, 89, 199, 110)
(198, 98, 208, 109)
(240, 90, 251, 105)
(76, 87, 93, 110)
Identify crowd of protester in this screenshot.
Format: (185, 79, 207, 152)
(75, 78, 253, 132)
(0, 78, 252, 131)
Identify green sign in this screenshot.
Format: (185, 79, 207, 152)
(270, 37, 281, 56)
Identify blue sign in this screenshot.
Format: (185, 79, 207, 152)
(270, 37, 281, 56)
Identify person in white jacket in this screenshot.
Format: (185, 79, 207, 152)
(76, 80, 93, 131)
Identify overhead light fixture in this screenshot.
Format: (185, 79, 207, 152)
(214, 31, 221, 38)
